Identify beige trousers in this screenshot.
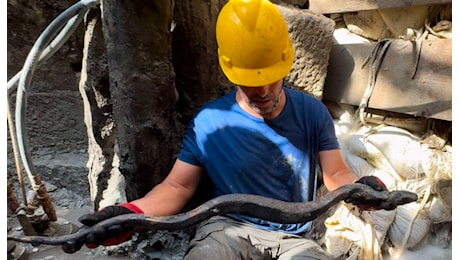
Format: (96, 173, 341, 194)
(184, 216, 331, 260)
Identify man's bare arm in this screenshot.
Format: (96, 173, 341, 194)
(130, 159, 204, 216)
(319, 149, 358, 191)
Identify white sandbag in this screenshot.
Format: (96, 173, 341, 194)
(396, 177, 430, 197)
(432, 178, 452, 213)
(342, 132, 403, 184)
(331, 104, 357, 138)
(323, 202, 393, 260)
(388, 202, 431, 249)
(341, 149, 398, 189)
(377, 5, 429, 38)
(372, 209, 397, 245)
(339, 146, 374, 177)
(365, 126, 431, 180)
(423, 148, 452, 181)
(333, 27, 371, 44)
(343, 10, 391, 40)
(427, 195, 451, 224)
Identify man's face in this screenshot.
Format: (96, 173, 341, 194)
(238, 79, 283, 116)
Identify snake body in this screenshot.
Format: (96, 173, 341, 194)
(7, 183, 417, 246)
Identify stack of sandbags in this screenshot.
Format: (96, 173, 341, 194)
(324, 114, 452, 259)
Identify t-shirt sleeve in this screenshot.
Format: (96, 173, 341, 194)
(317, 103, 340, 151)
(177, 119, 203, 166)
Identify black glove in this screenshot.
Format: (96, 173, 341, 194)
(355, 176, 387, 191)
(345, 176, 388, 211)
(62, 203, 143, 254)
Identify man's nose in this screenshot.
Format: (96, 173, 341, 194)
(255, 85, 270, 97)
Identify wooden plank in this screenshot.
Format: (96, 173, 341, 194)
(309, 0, 451, 14)
(322, 38, 451, 121)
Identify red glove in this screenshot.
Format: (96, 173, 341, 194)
(345, 176, 388, 211)
(62, 203, 143, 253)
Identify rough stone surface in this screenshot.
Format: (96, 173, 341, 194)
(172, 0, 234, 123)
(279, 5, 336, 99)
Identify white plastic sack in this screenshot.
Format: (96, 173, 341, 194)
(323, 202, 394, 260)
(388, 202, 431, 249)
(365, 126, 431, 180)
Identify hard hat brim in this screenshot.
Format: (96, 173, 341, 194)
(219, 48, 294, 87)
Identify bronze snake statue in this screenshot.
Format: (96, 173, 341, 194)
(7, 183, 417, 248)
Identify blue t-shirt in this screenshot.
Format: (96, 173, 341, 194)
(178, 87, 339, 234)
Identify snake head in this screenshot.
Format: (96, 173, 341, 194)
(378, 190, 419, 210)
(345, 185, 418, 211)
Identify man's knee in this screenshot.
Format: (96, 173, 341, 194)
(184, 243, 225, 260)
(185, 234, 274, 260)
(185, 224, 232, 259)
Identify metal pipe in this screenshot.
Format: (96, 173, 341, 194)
(7, 183, 20, 212)
(7, 183, 37, 236)
(7, 100, 28, 205)
(13, 0, 100, 220)
(15, 0, 100, 184)
(7, 9, 88, 95)
(33, 176, 58, 222)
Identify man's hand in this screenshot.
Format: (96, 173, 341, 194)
(345, 176, 388, 211)
(355, 176, 387, 191)
(62, 203, 143, 253)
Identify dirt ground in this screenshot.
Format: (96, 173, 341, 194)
(7, 125, 189, 260)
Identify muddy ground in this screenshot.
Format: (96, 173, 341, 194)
(6, 146, 192, 259)
(5, 93, 191, 259)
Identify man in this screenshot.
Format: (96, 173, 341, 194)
(63, 0, 387, 258)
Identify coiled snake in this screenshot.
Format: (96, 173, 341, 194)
(7, 183, 417, 251)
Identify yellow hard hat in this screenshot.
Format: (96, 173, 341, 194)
(216, 0, 294, 87)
